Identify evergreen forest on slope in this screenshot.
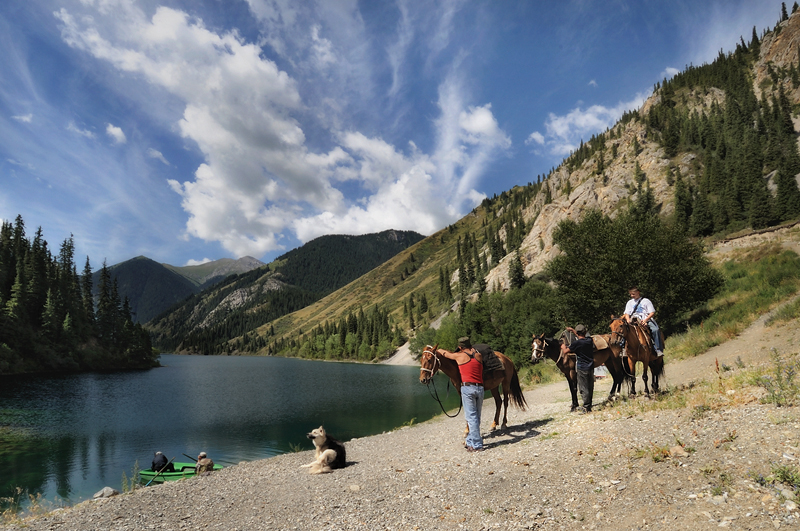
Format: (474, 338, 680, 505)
(0, 216, 157, 375)
(146, 230, 424, 353)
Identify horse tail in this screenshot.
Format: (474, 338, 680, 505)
(650, 355, 665, 379)
(508, 368, 528, 411)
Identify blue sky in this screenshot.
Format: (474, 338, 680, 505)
(0, 0, 785, 268)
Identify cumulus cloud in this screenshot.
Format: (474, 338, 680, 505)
(534, 93, 648, 156)
(55, 1, 509, 257)
(67, 121, 95, 138)
(12, 114, 33, 123)
(106, 123, 127, 144)
(659, 67, 679, 80)
(147, 148, 170, 165)
(525, 131, 545, 146)
(588, 79, 597, 87)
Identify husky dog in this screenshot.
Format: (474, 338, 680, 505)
(301, 426, 346, 474)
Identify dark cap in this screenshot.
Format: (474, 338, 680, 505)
(574, 324, 587, 335)
(457, 337, 472, 349)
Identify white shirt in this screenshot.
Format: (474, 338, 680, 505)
(624, 297, 655, 320)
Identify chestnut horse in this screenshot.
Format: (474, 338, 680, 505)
(608, 316, 665, 396)
(531, 333, 625, 411)
(419, 345, 527, 433)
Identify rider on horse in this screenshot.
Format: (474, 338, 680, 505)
(623, 286, 664, 356)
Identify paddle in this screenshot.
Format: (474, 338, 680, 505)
(182, 452, 198, 462)
(145, 456, 176, 487)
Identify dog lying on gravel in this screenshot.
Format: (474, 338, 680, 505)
(301, 426, 346, 474)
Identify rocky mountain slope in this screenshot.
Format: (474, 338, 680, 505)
(487, 12, 800, 291)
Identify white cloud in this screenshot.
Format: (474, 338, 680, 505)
(588, 79, 597, 87)
(536, 93, 648, 156)
(310, 25, 336, 67)
(7, 158, 35, 170)
(55, 1, 510, 256)
(147, 148, 170, 165)
(525, 131, 545, 146)
(659, 67, 679, 81)
(185, 257, 212, 266)
(67, 121, 95, 138)
(106, 123, 127, 144)
(12, 114, 33, 123)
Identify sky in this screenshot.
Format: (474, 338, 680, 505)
(0, 0, 787, 268)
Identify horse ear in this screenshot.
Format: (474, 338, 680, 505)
(432, 343, 439, 353)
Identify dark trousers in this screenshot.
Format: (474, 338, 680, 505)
(577, 368, 594, 410)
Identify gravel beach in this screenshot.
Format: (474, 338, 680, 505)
(4, 309, 800, 531)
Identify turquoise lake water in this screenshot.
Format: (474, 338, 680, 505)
(0, 354, 461, 508)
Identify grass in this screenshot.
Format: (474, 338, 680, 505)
(666, 246, 800, 361)
(121, 460, 140, 493)
(749, 349, 800, 407)
(1, 488, 59, 525)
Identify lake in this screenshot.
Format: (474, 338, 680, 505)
(0, 354, 461, 509)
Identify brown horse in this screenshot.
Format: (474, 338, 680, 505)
(608, 316, 665, 396)
(531, 333, 625, 411)
(419, 345, 527, 433)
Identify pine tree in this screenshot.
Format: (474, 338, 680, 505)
(509, 251, 525, 289)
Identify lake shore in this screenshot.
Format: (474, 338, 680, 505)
(4, 311, 800, 530)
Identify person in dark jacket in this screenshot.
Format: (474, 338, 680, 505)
(151, 451, 174, 472)
(560, 324, 594, 413)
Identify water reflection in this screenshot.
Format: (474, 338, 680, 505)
(0, 355, 460, 508)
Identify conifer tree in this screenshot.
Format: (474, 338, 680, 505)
(509, 251, 525, 289)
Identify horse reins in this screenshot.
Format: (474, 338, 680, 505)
(612, 319, 644, 378)
(421, 347, 462, 418)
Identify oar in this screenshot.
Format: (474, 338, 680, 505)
(182, 452, 198, 462)
(145, 456, 176, 487)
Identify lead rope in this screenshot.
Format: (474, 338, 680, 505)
(423, 349, 462, 418)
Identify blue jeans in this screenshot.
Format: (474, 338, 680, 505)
(461, 384, 484, 449)
(648, 321, 664, 352)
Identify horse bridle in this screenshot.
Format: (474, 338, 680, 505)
(419, 346, 441, 379)
(609, 318, 627, 346)
(420, 345, 462, 418)
(531, 336, 548, 362)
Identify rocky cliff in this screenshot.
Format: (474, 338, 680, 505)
(484, 12, 800, 292)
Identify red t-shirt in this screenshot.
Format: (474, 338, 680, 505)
(458, 354, 483, 384)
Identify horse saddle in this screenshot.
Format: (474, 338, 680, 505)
(474, 343, 504, 373)
(559, 330, 607, 355)
(592, 335, 609, 350)
(631, 320, 657, 353)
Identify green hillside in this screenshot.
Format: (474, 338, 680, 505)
(147, 229, 425, 352)
(94, 256, 198, 324)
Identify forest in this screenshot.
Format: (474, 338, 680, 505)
(0, 216, 157, 375)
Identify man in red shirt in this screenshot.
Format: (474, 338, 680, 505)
(438, 337, 484, 451)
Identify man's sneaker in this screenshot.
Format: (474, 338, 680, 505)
(657, 350, 664, 357)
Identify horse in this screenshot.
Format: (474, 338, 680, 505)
(608, 316, 665, 396)
(419, 344, 527, 434)
(531, 333, 625, 411)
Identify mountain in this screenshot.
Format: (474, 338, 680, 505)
(94, 256, 265, 324)
(165, 257, 266, 290)
(146, 229, 425, 352)
(152, 7, 800, 361)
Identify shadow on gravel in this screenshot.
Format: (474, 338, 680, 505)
(482, 417, 554, 449)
